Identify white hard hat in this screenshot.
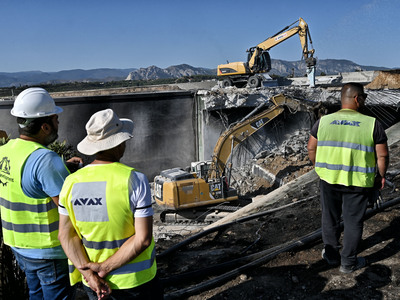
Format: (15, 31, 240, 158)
(11, 87, 63, 118)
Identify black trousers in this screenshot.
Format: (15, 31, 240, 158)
(319, 180, 369, 266)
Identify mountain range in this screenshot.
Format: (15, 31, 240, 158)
(0, 59, 390, 88)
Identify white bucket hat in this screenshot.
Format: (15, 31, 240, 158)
(77, 109, 134, 155)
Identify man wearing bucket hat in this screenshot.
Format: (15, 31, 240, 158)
(58, 109, 162, 300)
(0, 87, 81, 299)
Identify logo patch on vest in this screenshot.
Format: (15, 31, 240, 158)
(71, 181, 109, 222)
(330, 120, 361, 127)
(0, 156, 13, 185)
(0, 157, 11, 174)
(74, 198, 103, 206)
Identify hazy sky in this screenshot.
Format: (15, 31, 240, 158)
(1, 0, 399, 72)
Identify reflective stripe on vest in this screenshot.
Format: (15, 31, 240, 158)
(82, 236, 129, 249)
(68, 246, 156, 276)
(1, 218, 59, 233)
(60, 163, 157, 289)
(108, 244, 156, 276)
(0, 197, 56, 212)
(0, 139, 61, 248)
(315, 109, 376, 187)
(315, 162, 376, 174)
(317, 140, 375, 153)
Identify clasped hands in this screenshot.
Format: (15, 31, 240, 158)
(79, 262, 111, 300)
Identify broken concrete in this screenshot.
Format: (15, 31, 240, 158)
(229, 129, 313, 195)
(289, 70, 378, 87)
(199, 85, 400, 110)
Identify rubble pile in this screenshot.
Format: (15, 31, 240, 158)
(366, 70, 400, 90)
(200, 85, 400, 111)
(230, 129, 313, 196)
(199, 85, 340, 110)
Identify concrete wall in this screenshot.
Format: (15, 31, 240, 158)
(0, 91, 196, 181)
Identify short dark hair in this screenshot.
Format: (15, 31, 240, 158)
(342, 82, 364, 95)
(17, 116, 54, 136)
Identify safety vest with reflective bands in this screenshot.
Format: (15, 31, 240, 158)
(315, 109, 376, 187)
(0, 138, 61, 248)
(60, 162, 157, 289)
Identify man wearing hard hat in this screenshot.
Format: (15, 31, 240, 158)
(0, 87, 82, 299)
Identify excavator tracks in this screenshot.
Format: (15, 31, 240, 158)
(158, 198, 252, 225)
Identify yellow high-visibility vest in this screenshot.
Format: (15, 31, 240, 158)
(315, 109, 376, 187)
(60, 162, 157, 289)
(0, 139, 61, 248)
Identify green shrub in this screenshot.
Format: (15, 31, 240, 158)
(0, 135, 10, 146)
(48, 140, 77, 161)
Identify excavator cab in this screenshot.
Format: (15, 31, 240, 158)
(247, 48, 271, 74)
(190, 160, 236, 200)
(191, 161, 211, 180)
(258, 51, 272, 73)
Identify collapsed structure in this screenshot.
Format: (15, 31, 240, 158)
(197, 81, 399, 194)
(152, 70, 400, 230)
(156, 79, 400, 300)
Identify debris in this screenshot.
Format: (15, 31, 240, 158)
(366, 70, 400, 90)
(230, 129, 313, 196)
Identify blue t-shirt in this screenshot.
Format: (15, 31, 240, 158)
(12, 148, 69, 259)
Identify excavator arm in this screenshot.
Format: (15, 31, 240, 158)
(208, 94, 303, 179)
(217, 17, 316, 87)
(248, 18, 315, 72)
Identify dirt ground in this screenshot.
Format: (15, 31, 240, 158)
(155, 140, 400, 300)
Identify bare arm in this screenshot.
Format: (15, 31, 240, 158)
(66, 156, 83, 164)
(65, 156, 84, 173)
(58, 214, 111, 299)
(80, 216, 153, 278)
(307, 135, 318, 165)
(375, 142, 389, 190)
(51, 195, 60, 206)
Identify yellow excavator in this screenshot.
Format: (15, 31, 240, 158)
(217, 18, 316, 88)
(154, 94, 314, 222)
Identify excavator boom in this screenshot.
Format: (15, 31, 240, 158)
(248, 18, 314, 70)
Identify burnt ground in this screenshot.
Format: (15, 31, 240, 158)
(154, 140, 400, 300)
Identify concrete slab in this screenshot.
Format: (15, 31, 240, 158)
(284, 71, 377, 87)
(176, 81, 218, 90)
(386, 121, 400, 147)
(340, 70, 378, 83)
